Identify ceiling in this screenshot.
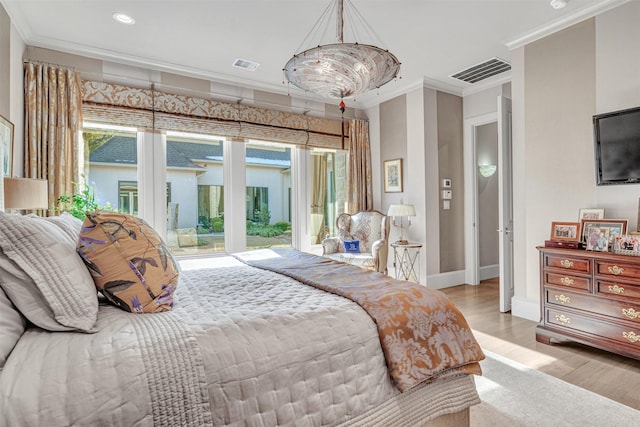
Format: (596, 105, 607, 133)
(1, 0, 625, 108)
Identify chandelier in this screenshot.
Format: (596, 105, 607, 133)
(283, 0, 401, 100)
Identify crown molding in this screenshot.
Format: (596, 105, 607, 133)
(506, 0, 629, 50)
(461, 72, 512, 97)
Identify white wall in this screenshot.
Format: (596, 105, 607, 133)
(511, 1, 640, 321)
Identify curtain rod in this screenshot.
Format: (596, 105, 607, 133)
(23, 59, 76, 71)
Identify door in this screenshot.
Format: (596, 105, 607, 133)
(497, 96, 514, 312)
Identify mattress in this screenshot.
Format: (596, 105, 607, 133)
(0, 256, 480, 426)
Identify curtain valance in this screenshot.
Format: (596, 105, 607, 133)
(81, 81, 349, 148)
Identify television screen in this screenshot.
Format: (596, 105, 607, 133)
(594, 106, 640, 185)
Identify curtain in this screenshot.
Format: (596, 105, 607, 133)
(24, 62, 83, 215)
(346, 119, 373, 213)
(311, 153, 328, 243)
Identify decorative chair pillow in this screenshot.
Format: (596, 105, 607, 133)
(77, 211, 179, 313)
(0, 212, 99, 332)
(343, 239, 361, 253)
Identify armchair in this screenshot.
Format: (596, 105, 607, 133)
(321, 210, 390, 274)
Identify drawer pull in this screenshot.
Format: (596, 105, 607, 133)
(622, 331, 639, 343)
(560, 277, 574, 286)
(607, 265, 625, 275)
(622, 308, 639, 319)
(560, 259, 574, 268)
(608, 284, 625, 295)
(554, 294, 571, 305)
(555, 314, 571, 324)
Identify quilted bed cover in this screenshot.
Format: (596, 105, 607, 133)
(1, 252, 480, 426)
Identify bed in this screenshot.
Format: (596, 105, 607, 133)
(0, 211, 484, 426)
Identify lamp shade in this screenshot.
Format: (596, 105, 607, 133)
(3, 177, 49, 210)
(387, 204, 416, 217)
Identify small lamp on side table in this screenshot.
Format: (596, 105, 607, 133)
(3, 177, 49, 213)
(387, 203, 416, 244)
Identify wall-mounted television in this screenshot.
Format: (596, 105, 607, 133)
(593, 106, 640, 185)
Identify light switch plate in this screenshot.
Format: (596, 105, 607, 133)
(442, 179, 451, 188)
(443, 200, 451, 210)
(441, 190, 452, 200)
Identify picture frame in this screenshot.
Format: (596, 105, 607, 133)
(578, 208, 605, 221)
(0, 114, 14, 177)
(384, 158, 403, 193)
(550, 221, 581, 242)
(580, 219, 628, 248)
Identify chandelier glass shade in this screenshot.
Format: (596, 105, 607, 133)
(283, 0, 401, 100)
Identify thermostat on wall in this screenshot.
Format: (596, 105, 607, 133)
(442, 179, 451, 188)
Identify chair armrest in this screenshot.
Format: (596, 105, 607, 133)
(322, 237, 342, 255)
(371, 239, 389, 274)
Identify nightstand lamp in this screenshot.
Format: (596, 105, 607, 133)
(387, 203, 416, 245)
(3, 177, 49, 213)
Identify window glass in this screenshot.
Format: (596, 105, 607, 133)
(310, 148, 347, 244)
(83, 123, 138, 215)
(245, 141, 292, 249)
(165, 131, 225, 255)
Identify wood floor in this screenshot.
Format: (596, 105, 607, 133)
(440, 278, 640, 411)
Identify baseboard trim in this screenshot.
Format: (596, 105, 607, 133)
(426, 270, 466, 290)
(512, 296, 540, 322)
(479, 264, 499, 281)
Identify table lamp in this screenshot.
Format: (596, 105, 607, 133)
(387, 203, 416, 244)
(3, 177, 49, 213)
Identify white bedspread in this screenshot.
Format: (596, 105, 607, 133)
(1, 257, 478, 426)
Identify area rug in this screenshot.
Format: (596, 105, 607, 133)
(471, 350, 640, 426)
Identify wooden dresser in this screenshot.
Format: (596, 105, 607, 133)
(536, 246, 640, 359)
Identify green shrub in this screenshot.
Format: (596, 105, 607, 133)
(56, 183, 111, 219)
(211, 216, 224, 232)
(274, 221, 291, 232)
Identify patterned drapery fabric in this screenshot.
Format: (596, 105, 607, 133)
(346, 119, 373, 213)
(81, 81, 348, 149)
(24, 62, 83, 215)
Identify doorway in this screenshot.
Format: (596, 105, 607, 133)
(463, 96, 514, 312)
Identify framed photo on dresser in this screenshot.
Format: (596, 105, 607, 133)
(580, 219, 628, 247)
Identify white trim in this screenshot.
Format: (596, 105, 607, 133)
(505, 0, 629, 50)
(479, 264, 500, 281)
(511, 296, 541, 322)
(461, 73, 512, 97)
(223, 140, 247, 254)
(426, 270, 466, 290)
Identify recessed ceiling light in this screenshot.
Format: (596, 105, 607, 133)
(550, 0, 567, 10)
(113, 12, 135, 25)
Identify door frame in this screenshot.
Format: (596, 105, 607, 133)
(463, 112, 497, 286)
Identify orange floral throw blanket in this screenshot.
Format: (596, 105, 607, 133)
(236, 248, 484, 392)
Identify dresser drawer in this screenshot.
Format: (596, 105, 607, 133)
(545, 287, 640, 324)
(596, 280, 640, 302)
(546, 307, 640, 348)
(544, 272, 590, 291)
(544, 254, 590, 274)
(595, 260, 640, 281)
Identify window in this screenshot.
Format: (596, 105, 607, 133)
(310, 148, 347, 244)
(166, 132, 225, 255)
(83, 123, 139, 214)
(246, 141, 292, 249)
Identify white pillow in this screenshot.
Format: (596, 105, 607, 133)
(0, 287, 27, 371)
(38, 211, 83, 241)
(0, 213, 98, 332)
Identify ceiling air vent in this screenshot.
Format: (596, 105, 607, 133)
(233, 58, 260, 71)
(450, 57, 511, 84)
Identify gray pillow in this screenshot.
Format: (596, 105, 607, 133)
(0, 213, 98, 332)
(35, 211, 83, 241)
(0, 287, 27, 371)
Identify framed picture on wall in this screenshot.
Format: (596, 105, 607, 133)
(384, 158, 403, 193)
(1, 114, 14, 177)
